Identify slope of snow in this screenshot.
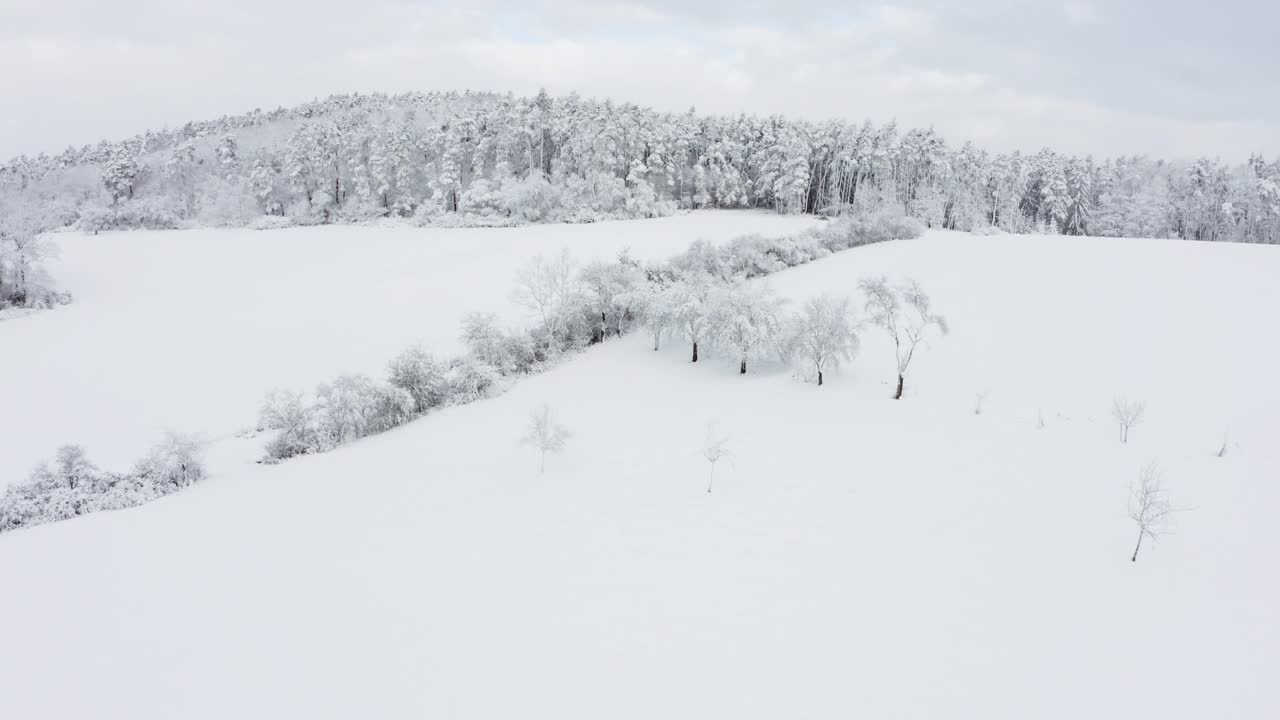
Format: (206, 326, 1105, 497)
(0, 210, 818, 484)
(1, 231, 1277, 719)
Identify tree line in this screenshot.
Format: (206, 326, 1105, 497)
(1, 90, 1276, 242)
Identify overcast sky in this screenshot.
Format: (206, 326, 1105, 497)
(2, 0, 1276, 161)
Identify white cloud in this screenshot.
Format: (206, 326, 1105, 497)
(0, 0, 1273, 160)
(1062, 1, 1100, 25)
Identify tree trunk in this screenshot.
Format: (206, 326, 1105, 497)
(739, 358, 747, 375)
(1131, 530, 1142, 562)
(817, 369, 824, 386)
(707, 465, 714, 493)
(653, 333, 660, 351)
(894, 374, 905, 399)
(692, 341, 698, 363)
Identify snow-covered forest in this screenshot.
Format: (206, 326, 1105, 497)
(3, 89, 1279, 243)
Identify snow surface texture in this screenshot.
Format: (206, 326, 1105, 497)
(1, 218, 1278, 719)
(0, 210, 818, 486)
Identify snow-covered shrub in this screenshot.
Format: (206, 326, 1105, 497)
(259, 388, 324, 461)
(970, 225, 1006, 236)
(249, 215, 295, 231)
(0, 439, 208, 534)
(314, 374, 389, 445)
(446, 357, 502, 403)
(461, 312, 539, 375)
(109, 197, 181, 230)
(77, 203, 115, 235)
(500, 174, 561, 223)
(723, 234, 787, 278)
(387, 346, 448, 412)
(366, 383, 416, 433)
(131, 432, 206, 491)
(820, 212, 926, 251)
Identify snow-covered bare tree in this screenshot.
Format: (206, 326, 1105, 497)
(1112, 395, 1146, 443)
(512, 249, 578, 339)
(667, 271, 720, 363)
(134, 432, 206, 490)
(790, 294, 858, 386)
(860, 276, 949, 399)
(521, 403, 570, 473)
(1129, 461, 1174, 562)
(709, 282, 787, 374)
(702, 422, 733, 493)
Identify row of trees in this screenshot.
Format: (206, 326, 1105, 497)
(0, 434, 205, 533)
(2, 90, 1277, 242)
(259, 212, 926, 464)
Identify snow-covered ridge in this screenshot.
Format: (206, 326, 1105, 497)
(2, 89, 1276, 242)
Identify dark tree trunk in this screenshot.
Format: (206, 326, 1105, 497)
(692, 341, 698, 363)
(739, 358, 747, 375)
(1131, 531, 1142, 562)
(817, 369, 824, 386)
(894, 374, 905, 399)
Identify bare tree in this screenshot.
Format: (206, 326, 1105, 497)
(511, 249, 577, 337)
(973, 390, 991, 415)
(860, 276, 948, 399)
(668, 271, 719, 363)
(1129, 461, 1174, 562)
(708, 281, 787, 374)
(521, 403, 570, 473)
(702, 422, 733, 493)
(791, 294, 859, 386)
(1111, 395, 1146, 443)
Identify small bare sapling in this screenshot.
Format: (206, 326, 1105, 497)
(521, 404, 570, 472)
(702, 423, 733, 493)
(974, 390, 990, 415)
(1111, 395, 1146, 443)
(1216, 427, 1229, 458)
(1129, 461, 1174, 562)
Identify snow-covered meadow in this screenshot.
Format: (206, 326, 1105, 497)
(0, 210, 818, 484)
(1, 214, 1277, 718)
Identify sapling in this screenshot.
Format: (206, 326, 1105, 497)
(702, 423, 733, 493)
(974, 390, 990, 415)
(1112, 395, 1146, 443)
(1129, 461, 1174, 562)
(521, 403, 570, 473)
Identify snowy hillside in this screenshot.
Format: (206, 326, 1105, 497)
(0, 210, 818, 485)
(1, 224, 1276, 718)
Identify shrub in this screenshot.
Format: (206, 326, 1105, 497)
(446, 357, 501, 403)
(387, 346, 448, 412)
(0, 438, 206, 534)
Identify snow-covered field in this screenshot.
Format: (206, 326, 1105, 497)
(2, 219, 1278, 718)
(0, 210, 818, 484)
